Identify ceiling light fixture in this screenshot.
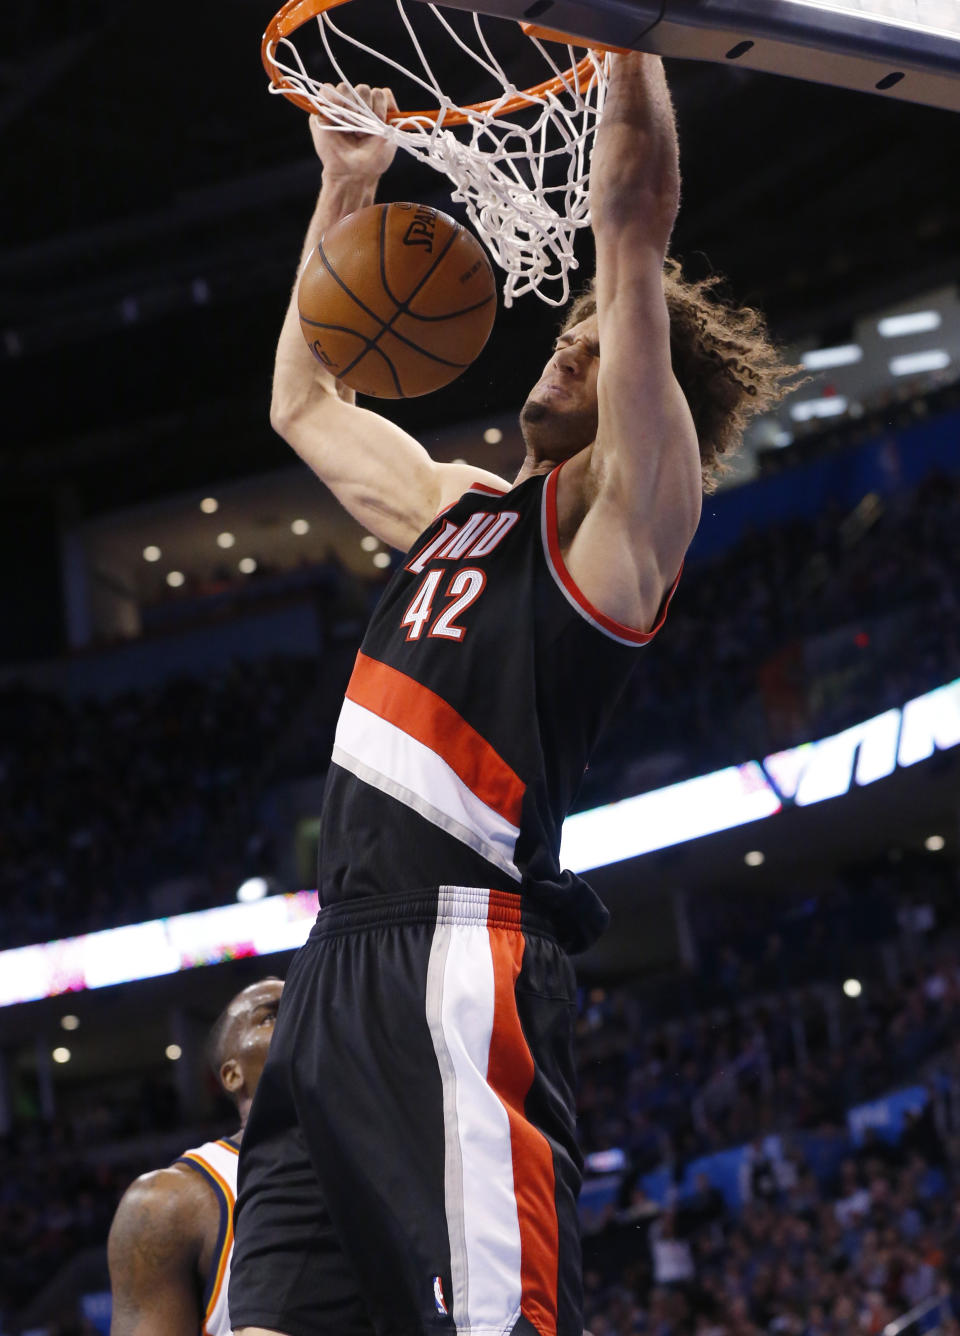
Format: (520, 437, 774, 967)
(237, 877, 269, 903)
(889, 349, 950, 376)
(877, 310, 941, 338)
(801, 344, 862, 370)
(789, 396, 849, 422)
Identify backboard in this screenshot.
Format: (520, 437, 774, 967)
(420, 0, 960, 112)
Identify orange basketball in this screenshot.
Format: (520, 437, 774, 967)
(298, 202, 497, 398)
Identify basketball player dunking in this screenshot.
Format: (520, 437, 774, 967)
(229, 54, 792, 1336)
(107, 979, 282, 1335)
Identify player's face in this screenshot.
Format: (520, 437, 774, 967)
(226, 978, 283, 1098)
(520, 316, 600, 460)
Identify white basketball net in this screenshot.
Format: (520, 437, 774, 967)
(263, 1, 610, 307)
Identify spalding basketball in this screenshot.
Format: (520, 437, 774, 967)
(298, 202, 497, 398)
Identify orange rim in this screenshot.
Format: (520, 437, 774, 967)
(260, 0, 615, 127)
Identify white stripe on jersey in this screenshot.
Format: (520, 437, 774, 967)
(178, 1138, 238, 1336)
(332, 699, 522, 881)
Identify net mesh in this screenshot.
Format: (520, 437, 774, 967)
(263, 0, 610, 306)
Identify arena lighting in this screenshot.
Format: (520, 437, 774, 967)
(236, 876, 269, 903)
(238, 557, 257, 575)
(801, 344, 863, 370)
(560, 763, 783, 871)
(0, 892, 319, 1008)
(789, 396, 849, 422)
(360, 535, 379, 552)
(877, 311, 942, 338)
(483, 427, 503, 444)
(60, 1014, 79, 1031)
(560, 676, 960, 874)
(216, 531, 236, 549)
(52, 1047, 71, 1064)
(291, 519, 310, 535)
(4, 676, 960, 1006)
(166, 571, 185, 589)
(142, 545, 161, 563)
(889, 349, 951, 375)
(200, 497, 219, 514)
(373, 551, 391, 569)
(165, 1044, 182, 1061)
(925, 834, 946, 851)
(744, 850, 766, 866)
(843, 978, 863, 998)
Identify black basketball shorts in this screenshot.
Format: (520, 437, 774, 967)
(229, 886, 583, 1336)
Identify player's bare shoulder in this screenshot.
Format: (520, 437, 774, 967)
(433, 460, 511, 516)
(108, 1163, 212, 1273)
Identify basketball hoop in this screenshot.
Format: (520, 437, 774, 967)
(261, 0, 626, 306)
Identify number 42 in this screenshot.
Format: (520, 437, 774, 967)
(401, 568, 486, 642)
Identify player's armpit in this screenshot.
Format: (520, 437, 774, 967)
(107, 1167, 207, 1336)
(277, 392, 508, 551)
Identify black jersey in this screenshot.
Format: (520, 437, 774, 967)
(316, 461, 679, 952)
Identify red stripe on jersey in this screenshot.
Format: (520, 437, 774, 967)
(345, 652, 526, 827)
(486, 908, 559, 1336)
(543, 464, 681, 645)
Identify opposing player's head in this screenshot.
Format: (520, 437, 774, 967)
(207, 977, 283, 1123)
(524, 260, 800, 489)
(519, 314, 601, 462)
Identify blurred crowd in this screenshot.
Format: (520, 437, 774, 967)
(0, 656, 317, 948)
(578, 470, 960, 807)
(576, 848, 960, 1170)
(583, 1143, 960, 1336)
(3, 465, 960, 950)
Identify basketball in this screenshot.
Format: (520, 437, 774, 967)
(298, 202, 497, 399)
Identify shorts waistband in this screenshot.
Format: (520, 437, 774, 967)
(309, 886, 558, 942)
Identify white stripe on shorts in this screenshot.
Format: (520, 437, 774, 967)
(425, 887, 523, 1335)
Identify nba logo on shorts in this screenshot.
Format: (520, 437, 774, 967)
(432, 1275, 449, 1317)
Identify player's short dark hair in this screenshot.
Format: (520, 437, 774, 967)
(562, 260, 803, 493)
(205, 976, 282, 1080)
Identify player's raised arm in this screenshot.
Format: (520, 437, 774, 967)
(562, 54, 702, 631)
(107, 1168, 209, 1335)
(271, 86, 508, 552)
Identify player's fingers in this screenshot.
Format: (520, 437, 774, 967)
(354, 82, 373, 109)
(371, 87, 395, 123)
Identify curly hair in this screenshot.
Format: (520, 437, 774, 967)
(563, 259, 802, 492)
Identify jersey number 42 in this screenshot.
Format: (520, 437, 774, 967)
(401, 568, 487, 642)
